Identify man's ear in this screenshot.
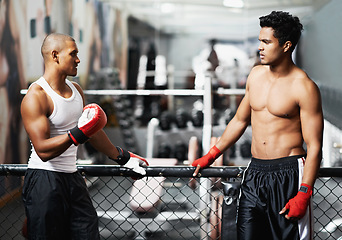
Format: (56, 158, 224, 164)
(52, 50, 59, 63)
(283, 41, 292, 53)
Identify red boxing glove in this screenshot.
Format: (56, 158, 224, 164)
(191, 145, 222, 168)
(283, 183, 313, 219)
(68, 104, 107, 145)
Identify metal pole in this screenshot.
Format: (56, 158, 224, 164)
(20, 88, 245, 96)
(146, 118, 159, 159)
(199, 73, 213, 240)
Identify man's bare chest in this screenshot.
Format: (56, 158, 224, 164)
(249, 81, 299, 118)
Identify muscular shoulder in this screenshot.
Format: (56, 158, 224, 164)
(21, 83, 50, 116)
(23, 83, 47, 104)
(71, 81, 85, 105)
(292, 69, 319, 93)
(249, 65, 268, 78)
(246, 65, 268, 89)
(291, 69, 321, 105)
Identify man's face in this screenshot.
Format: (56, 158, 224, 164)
(58, 40, 80, 77)
(258, 27, 285, 66)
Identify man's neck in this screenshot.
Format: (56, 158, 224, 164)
(43, 72, 68, 92)
(269, 58, 295, 78)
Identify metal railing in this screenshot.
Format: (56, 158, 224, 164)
(0, 165, 341, 240)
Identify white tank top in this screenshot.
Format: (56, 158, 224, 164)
(28, 77, 83, 173)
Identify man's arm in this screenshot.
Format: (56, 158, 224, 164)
(192, 78, 252, 176)
(21, 87, 72, 161)
(279, 78, 323, 220)
(88, 130, 119, 159)
(73, 82, 148, 174)
(298, 80, 323, 187)
(89, 129, 149, 177)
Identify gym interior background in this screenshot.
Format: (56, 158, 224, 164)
(1, 0, 342, 239)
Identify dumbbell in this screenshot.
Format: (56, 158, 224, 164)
(158, 143, 172, 158)
(240, 140, 252, 158)
(191, 110, 203, 127)
(175, 109, 190, 129)
(174, 141, 188, 161)
(229, 144, 236, 158)
(159, 111, 175, 130)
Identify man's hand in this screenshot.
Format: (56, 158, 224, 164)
(68, 104, 107, 145)
(123, 153, 149, 176)
(112, 146, 149, 177)
(192, 146, 222, 177)
(279, 183, 313, 220)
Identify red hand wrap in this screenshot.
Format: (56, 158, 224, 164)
(285, 183, 313, 219)
(191, 145, 222, 168)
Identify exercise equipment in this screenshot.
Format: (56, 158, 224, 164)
(191, 109, 204, 127)
(129, 158, 177, 213)
(173, 141, 188, 161)
(187, 136, 199, 166)
(97, 158, 201, 240)
(229, 144, 236, 158)
(175, 109, 190, 129)
(113, 94, 139, 153)
(209, 190, 223, 240)
(240, 140, 252, 158)
(158, 111, 175, 131)
(157, 143, 172, 158)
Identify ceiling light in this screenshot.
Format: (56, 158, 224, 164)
(223, 0, 244, 8)
(161, 3, 175, 14)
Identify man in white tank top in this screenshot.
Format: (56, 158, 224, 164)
(21, 33, 148, 239)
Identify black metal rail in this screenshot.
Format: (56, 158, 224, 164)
(1, 164, 341, 178)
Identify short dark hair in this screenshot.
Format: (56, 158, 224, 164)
(259, 11, 303, 51)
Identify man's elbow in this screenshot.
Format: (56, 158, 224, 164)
(306, 143, 322, 158)
(36, 151, 54, 162)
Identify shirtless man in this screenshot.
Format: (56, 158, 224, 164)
(192, 11, 323, 240)
(21, 33, 148, 239)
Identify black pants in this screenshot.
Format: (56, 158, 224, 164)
(22, 169, 100, 240)
(237, 155, 313, 240)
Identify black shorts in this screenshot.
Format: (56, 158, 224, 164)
(237, 155, 313, 240)
(22, 169, 100, 240)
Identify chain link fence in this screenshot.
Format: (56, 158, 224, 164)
(0, 165, 341, 240)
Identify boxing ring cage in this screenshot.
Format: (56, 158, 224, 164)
(1, 74, 340, 239)
(0, 165, 342, 240)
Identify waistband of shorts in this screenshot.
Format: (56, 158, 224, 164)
(249, 154, 306, 172)
(26, 168, 78, 175)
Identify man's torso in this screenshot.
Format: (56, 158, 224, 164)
(27, 77, 83, 172)
(248, 65, 307, 159)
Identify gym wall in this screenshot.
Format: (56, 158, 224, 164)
(299, 0, 342, 139)
(1, 0, 342, 190)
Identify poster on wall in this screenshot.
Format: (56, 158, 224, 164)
(0, 0, 27, 198)
(0, 0, 126, 198)
(0, 0, 27, 168)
